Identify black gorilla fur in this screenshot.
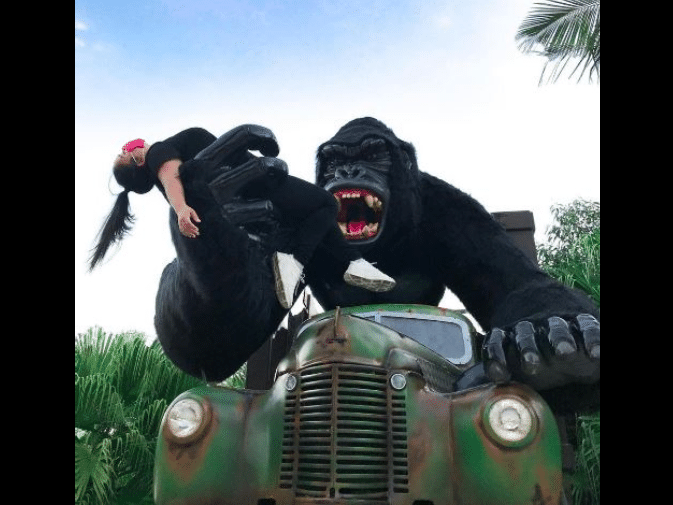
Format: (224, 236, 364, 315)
(306, 118, 595, 325)
(305, 117, 599, 411)
(153, 118, 599, 411)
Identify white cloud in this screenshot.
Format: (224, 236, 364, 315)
(75, 19, 88, 31)
(75, 37, 85, 47)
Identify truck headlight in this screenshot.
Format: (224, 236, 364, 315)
(484, 396, 537, 447)
(165, 398, 210, 443)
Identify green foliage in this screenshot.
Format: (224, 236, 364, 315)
(572, 413, 601, 504)
(538, 199, 600, 306)
(75, 328, 204, 505)
(517, 0, 600, 83)
(538, 200, 600, 504)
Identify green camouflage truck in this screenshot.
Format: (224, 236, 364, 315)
(154, 304, 563, 505)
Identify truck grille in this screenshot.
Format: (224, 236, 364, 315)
(280, 363, 409, 501)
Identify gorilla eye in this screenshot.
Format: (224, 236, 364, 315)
(326, 157, 344, 169)
(360, 138, 389, 166)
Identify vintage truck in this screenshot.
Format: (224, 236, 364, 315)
(153, 303, 564, 505)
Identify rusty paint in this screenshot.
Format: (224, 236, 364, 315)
(163, 398, 218, 484)
(155, 304, 563, 505)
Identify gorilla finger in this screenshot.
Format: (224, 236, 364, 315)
(257, 156, 289, 179)
(238, 124, 280, 157)
(482, 328, 511, 383)
(576, 314, 600, 360)
(514, 321, 541, 376)
(547, 316, 577, 357)
(194, 124, 280, 163)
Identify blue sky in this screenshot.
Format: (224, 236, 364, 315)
(75, 0, 600, 338)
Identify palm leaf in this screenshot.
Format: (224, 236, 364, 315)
(75, 437, 114, 504)
(109, 428, 155, 499)
(113, 336, 155, 404)
(75, 329, 205, 504)
(75, 327, 120, 378)
(516, 0, 600, 83)
(75, 373, 126, 432)
(129, 398, 168, 440)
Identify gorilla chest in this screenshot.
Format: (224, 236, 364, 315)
(309, 254, 445, 309)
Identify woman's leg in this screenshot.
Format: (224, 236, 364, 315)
(265, 176, 360, 265)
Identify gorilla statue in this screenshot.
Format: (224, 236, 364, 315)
(151, 118, 599, 412)
(303, 117, 599, 410)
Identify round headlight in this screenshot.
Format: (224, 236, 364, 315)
(166, 398, 206, 440)
(484, 397, 536, 447)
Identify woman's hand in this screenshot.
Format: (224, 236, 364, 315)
(177, 206, 201, 238)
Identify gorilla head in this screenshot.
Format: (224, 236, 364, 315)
(316, 117, 422, 253)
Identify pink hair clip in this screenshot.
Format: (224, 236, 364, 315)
(122, 139, 145, 153)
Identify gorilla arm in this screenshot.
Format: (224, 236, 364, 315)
(419, 173, 600, 410)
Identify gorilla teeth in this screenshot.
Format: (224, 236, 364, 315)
(335, 190, 381, 208)
(333, 189, 383, 240)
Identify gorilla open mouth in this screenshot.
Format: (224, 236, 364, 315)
(333, 188, 384, 241)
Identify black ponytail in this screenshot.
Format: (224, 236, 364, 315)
(88, 190, 135, 271)
(88, 161, 155, 271)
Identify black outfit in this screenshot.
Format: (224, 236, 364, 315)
(146, 127, 359, 266)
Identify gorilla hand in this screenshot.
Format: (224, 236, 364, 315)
(482, 314, 600, 391)
(208, 155, 288, 206)
(194, 124, 280, 162)
(187, 124, 288, 207)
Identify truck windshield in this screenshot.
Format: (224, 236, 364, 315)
(357, 312, 473, 365)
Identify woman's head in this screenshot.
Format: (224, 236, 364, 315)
(113, 139, 154, 194)
(88, 139, 154, 270)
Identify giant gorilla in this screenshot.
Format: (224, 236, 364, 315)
(303, 117, 599, 410)
(152, 118, 599, 411)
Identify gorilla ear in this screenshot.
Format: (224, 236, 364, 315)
(398, 141, 417, 173)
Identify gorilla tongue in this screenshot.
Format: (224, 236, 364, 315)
(348, 220, 367, 235)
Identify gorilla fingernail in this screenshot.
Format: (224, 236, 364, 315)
(547, 316, 577, 357)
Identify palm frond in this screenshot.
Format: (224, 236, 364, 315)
(75, 329, 205, 504)
(129, 398, 168, 440)
(113, 336, 156, 404)
(75, 437, 114, 505)
(75, 327, 120, 378)
(75, 373, 126, 432)
(516, 0, 600, 83)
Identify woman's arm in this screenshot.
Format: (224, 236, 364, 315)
(157, 159, 201, 238)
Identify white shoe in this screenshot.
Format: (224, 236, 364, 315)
(272, 252, 304, 309)
(344, 259, 396, 292)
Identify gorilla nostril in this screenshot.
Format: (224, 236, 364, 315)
(335, 167, 347, 179)
(335, 165, 364, 179)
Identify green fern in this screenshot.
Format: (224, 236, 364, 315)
(75, 329, 203, 504)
